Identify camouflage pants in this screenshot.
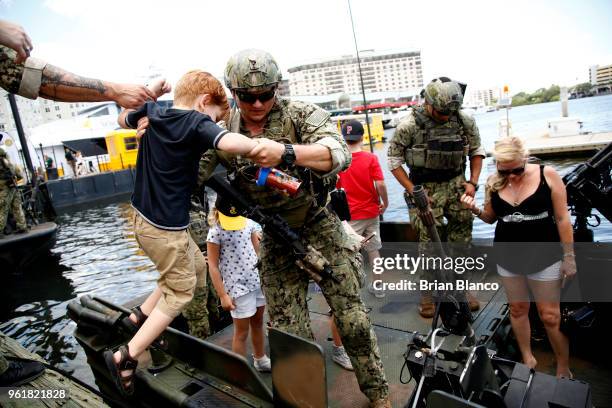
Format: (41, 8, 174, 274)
(408, 174, 474, 285)
(0, 349, 7, 375)
(182, 284, 211, 339)
(0, 186, 26, 232)
(259, 212, 389, 402)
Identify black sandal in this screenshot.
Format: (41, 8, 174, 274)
(103, 344, 138, 397)
(121, 306, 168, 350)
(121, 306, 147, 333)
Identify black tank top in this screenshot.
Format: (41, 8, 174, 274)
(491, 165, 561, 274)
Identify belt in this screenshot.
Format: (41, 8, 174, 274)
(409, 169, 462, 184)
(500, 211, 549, 223)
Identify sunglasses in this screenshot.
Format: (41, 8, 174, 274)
(497, 165, 525, 176)
(236, 88, 276, 104)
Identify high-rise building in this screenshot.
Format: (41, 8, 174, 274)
(0, 90, 95, 132)
(287, 49, 423, 96)
(590, 64, 612, 85)
(464, 88, 500, 107)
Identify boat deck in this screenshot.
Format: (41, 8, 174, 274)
(206, 268, 499, 408)
(0, 333, 108, 408)
(523, 131, 612, 157)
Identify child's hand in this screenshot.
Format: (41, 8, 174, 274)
(220, 294, 236, 311)
(246, 138, 285, 167)
(147, 77, 172, 99)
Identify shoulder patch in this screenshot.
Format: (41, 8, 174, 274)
(304, 108, 330, 128)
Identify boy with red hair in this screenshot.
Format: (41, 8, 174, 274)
(104, 71, 259, 396)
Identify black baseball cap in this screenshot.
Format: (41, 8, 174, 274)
(341, 120, 364, 141)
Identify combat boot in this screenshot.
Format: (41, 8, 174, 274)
(467, 292, 480, 311)
(0, 358, 45, 387)
(418, 293, 435, 318)
(369, 398, 392, 408)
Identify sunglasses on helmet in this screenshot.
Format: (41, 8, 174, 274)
(497, 165, 525, 176)
(235, 88, 276, 104)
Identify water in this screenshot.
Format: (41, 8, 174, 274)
(1, 94, 611, 387)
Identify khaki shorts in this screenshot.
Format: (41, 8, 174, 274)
(348, 217, 382, 252)
(133, 212, 207, 318)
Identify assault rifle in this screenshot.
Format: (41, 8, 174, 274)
(563, 142, 612, 242)
(206, 174, 336, 283)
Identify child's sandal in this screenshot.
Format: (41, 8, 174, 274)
(121, 306, 147, 333)
(103, 344, 138, 397)
(121, 306, 168, 350)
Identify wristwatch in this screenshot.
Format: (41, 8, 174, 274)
(281, 144, 296, 166)
(467, 180, 479, 191)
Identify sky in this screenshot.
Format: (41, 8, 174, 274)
(1, 0, 611, 94)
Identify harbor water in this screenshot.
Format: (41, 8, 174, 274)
(1, 94, 611, 387)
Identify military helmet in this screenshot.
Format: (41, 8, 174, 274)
(422, 77, 464, 114)
(224, 49, 282, 90)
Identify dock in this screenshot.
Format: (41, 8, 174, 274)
(0, 333, 108, 408)
(522, 131, 612, 157)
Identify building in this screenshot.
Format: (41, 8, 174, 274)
(277, 79, 291, 96)
(590, 64, 612, 86)
(464, 88, 500, 107)
(287, 49, 423, 96)
(0, 90, 95, 132)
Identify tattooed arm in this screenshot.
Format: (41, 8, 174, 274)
(39, 64, 157, 109)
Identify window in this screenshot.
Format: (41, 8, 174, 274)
(55, 105, 60, 111)
(124, 136, 138, 150)
(45, 108, 50, 113)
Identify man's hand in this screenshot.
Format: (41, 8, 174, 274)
(0, 20, 33, 64)
(136, 117, 149, 139)
(148, 78, 172, 99)
(379, 203, 388, 214)
(462, 182, 476, 197)
(111, 83, 157, 110)
(246, 138, 286, 168)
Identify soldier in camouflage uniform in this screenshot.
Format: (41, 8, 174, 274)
(182, 202, 223, 339)
(197, 49, 390, 407)
(0, 143, 27, 233)
(388, 77, 486, 318)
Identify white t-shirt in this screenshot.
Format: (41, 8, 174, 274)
(206, 219, 260, 299)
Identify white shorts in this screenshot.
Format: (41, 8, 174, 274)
(497, 261, 562, 281)
(231, 288, 266, 319)
(348, 217, 382, 252)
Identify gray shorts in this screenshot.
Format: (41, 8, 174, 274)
(348, 217, 382, 252)
(497, 261, 562, 281)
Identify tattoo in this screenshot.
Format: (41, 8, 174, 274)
(40, 64, 107, 100)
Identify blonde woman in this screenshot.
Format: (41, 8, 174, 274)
(460, 136, 576, 378)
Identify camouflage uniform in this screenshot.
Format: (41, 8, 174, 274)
(0, 148, 27, 233)
(387, 106, 485, 244)
(181, 205, 223, 339)
(199, 96, 389, 402)
(0, 352, 7, 375)
(0, 45, 46, 99)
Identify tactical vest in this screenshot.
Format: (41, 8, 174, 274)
(215, 100, 318, 228)
(405, 106, 469, 182)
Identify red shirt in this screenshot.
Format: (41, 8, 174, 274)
(337, 151, 384, 220)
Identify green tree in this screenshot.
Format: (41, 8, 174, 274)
(574, 82, 592, 94)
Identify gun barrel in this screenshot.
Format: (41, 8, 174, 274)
(67, 301, 120, 328)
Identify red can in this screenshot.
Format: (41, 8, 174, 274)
(256, 167, 302, 197)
